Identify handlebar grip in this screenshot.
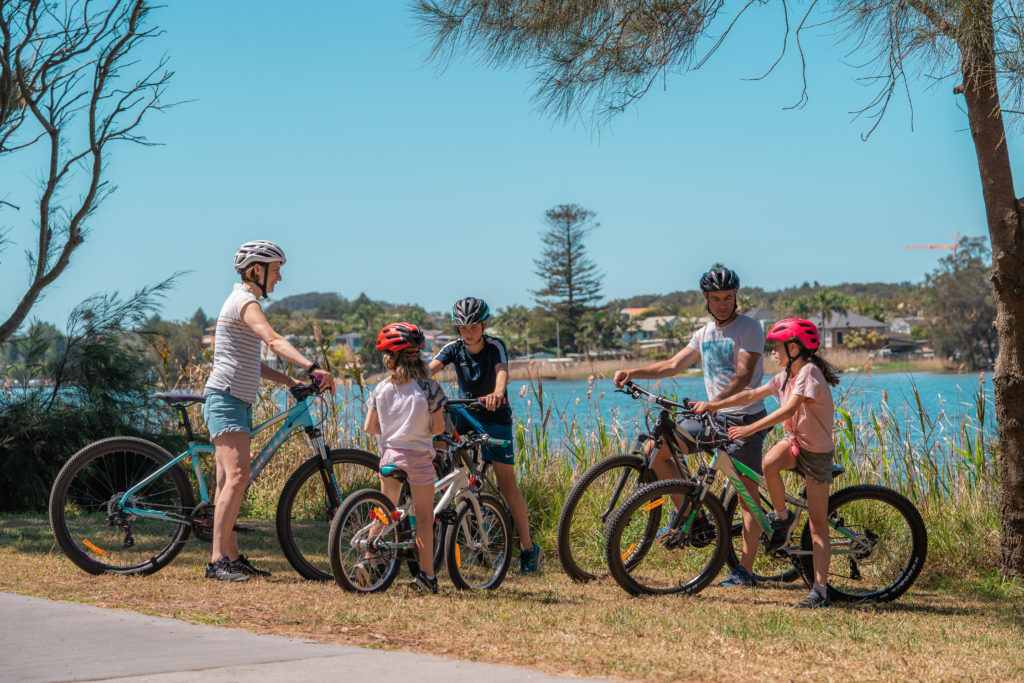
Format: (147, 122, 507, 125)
(484, 438, 511, 448)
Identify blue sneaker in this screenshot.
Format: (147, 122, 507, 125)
(719, 564, 756, 587)
(519, 542, 544, 574)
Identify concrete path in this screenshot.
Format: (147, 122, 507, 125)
(1, 592, 612, 682)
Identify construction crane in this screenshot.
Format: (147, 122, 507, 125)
(903, 231, 959, 252)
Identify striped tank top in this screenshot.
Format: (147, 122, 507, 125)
(205, 283, 263, 405)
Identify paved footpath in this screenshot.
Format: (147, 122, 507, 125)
(2, 593, 613, 682)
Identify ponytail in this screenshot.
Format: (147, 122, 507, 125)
(808, 352, 841, 387)
(783, 345, 841, 388)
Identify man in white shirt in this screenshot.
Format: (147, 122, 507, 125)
(613, 267, 768, 587)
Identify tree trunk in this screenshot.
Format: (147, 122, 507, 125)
(961, 40, 1024, 577)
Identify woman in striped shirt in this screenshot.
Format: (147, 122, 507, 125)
(202, 240, 335, 582)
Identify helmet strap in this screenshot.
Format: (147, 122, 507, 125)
(259, 265, 269, 299)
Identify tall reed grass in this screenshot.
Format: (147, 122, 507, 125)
(162, 345, 997, 584)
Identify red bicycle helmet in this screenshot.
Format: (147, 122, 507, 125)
(376, 322, 425, 352)
(766, 318, 820, 352)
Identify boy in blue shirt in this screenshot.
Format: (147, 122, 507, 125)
(428, 297, 543, 573)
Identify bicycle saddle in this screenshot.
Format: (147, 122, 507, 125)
(380, 463, 408, 483)
(154, 392, 206, 406)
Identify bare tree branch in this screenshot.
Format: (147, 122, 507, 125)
(0, 0, 175, 345)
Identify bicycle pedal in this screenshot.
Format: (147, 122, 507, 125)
(437, 509, 457, 525)
(233, 524, 256, 534)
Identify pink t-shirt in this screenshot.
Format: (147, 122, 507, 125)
(766, 363, 835, 453)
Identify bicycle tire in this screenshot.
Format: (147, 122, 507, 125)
(722, 489, 801, 583)
(49, 437, 194, 576)
(605, 479, 728, 596)
(556, 454, 655, 583)
(799, 484, 927, 603)
(445, 492, 512, 590)
(328, 488, 402, 593)
(276, 448, 379, 581)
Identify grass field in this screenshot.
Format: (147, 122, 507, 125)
(3, 514, 1022, 682)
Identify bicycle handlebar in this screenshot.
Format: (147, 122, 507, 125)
(617, 381, 692, 410)
(445, 397, 508, 409)
(617, 381, 747, 454)
(289, 382, 326, 402)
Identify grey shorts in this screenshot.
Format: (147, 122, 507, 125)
(674, 410, 768, 476)
(796, 447, 835, 484)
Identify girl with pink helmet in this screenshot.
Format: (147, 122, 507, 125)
(694, 317, 840, 608)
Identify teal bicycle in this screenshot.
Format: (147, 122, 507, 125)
(604, 382, 928, 602)
(48, 383, 379, 580)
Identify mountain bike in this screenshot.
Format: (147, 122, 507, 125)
(328, 399, 513, 592)
(49, 383, 379, 580)
(603, 384, 928, 601)
(556, 381, 798, 584)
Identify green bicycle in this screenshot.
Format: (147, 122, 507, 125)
(604, 382, 928, 602)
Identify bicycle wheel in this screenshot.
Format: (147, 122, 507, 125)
(605, 479, 728, 596)
(328, 488, 403, 593)
(799, 484, 927, 603)
(556, 454, 656, 583)
(49, 437, 194, 576)
(722, 489, 800, 583)
(276, 448, 379, 581)
(446, 492, 512, 590)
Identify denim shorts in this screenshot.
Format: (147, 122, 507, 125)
(674, 410, 768, 476)
(203, 388, 253, 440)
(449, 410, 515, 465)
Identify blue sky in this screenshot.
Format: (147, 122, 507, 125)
(0, 2, 1012, 330)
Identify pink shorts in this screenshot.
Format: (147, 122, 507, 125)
(380, 447, 435, 487)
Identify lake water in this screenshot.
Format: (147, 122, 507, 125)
(491, 372, 996, 443)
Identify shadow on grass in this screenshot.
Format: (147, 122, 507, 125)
(0, 514, 57, 554)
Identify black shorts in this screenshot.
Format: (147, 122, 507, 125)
(673, 410, 768, 476)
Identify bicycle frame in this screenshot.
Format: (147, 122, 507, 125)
(118, 393, 333, 525)
(706, 441, 870, 560)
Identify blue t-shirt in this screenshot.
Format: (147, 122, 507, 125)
(433, 335, 512, 425)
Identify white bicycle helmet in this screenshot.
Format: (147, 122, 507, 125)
(234, 240, 286, 273)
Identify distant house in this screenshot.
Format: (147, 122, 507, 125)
(890, 317, 930, 336)
(619, 307, 648, 318)
(202, 324, 216, 349)
(744, 307, 782, 332)
(332, 332, 362, 349)
(807, 312, 888, 349)
(622, 315, 678, 344)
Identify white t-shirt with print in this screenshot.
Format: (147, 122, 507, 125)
(368, 378, 447, 453)
(686, 314, 765, 416)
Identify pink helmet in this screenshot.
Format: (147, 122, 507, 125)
(767, 318, 820, 352)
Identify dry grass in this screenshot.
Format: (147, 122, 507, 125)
(3, 515, 1022, 682)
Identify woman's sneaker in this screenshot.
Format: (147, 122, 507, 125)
(409, 570, 438, 594)
(795, 588, 831, 609)
(234, 554, 270, 578)
(719, 564, 756, 587)
(519, 542, 544, 574)
(765, 510, 799, 552)
(205, 556, 249, 582)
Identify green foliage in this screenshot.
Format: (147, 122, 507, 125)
(0, 280, 185, 512)
(922, 237, 996, 371)
(843, 328, 886, 350)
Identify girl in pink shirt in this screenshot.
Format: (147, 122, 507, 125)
(694, 318, 840, 608)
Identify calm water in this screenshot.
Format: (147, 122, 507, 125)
(495, 372, 995, 436)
